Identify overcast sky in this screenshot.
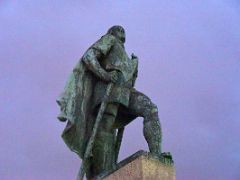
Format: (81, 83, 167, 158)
(0, 1, 240, 180)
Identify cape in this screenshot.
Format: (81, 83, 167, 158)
(57, 59, 97, 158)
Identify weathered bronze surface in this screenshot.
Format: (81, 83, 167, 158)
(57, 25, 171, 179)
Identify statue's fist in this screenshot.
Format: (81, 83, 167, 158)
(109, 70, 119, 83)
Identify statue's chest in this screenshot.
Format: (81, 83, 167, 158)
(103, 43, 137, 82)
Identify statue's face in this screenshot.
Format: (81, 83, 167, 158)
(115, 29, 126, 44)
(107, 26, 126, 43)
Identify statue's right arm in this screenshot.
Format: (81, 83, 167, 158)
(82, 48, 111, 82)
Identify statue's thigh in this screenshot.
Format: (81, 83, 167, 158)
(127, 90, 154, 117)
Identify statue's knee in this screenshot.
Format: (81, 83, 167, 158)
(143, 103, 159, 122)
(147, 102, 158, 114)
(151, 103, 158, 114)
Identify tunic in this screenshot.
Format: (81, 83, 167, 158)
(90, 34, 138, 108)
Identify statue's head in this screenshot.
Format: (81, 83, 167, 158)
(107, 25, 126, 43)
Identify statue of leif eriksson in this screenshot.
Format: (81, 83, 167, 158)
(57, 25, 172, 180)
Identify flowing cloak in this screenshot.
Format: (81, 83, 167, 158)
(57, 34, 138, 159)
(56, 59, 97, 159)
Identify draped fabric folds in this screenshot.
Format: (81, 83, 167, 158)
(57, 60, 96, 158)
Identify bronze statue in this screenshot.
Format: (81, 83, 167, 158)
(57, 25, 168, 179)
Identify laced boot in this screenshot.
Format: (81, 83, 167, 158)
(143, 117, 174, 164)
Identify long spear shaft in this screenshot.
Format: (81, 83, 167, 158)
(77, 83, 114, 180)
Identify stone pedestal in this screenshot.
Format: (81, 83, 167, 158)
(98, 150, 175, 180)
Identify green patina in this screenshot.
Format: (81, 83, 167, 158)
(57, 25, 172, 180)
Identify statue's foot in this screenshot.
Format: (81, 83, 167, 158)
(160, 152, 174, 165)
(149, 152, 174, 165)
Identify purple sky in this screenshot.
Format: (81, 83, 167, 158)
(1, 1, 240, 180)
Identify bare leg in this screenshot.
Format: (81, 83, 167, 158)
(127, 90, 162, 156)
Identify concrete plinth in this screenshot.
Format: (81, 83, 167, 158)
(98, 150, 175, 180)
